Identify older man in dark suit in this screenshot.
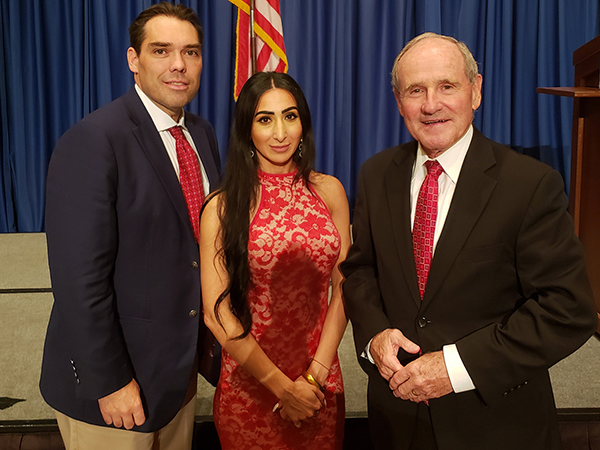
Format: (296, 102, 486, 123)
(341, 32, 597, 450)
(39, 3, 220, 449)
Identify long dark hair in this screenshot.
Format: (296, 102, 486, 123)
(214, 72, 316, 339)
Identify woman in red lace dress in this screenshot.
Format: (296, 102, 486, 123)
(200, 72, 351, 449)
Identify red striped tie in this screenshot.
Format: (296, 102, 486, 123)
(168, 126, 204, 243)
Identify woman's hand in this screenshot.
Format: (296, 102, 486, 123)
(277, 376, 325, 426)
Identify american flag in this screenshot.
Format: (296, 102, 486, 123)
(229, 0, 288, 100)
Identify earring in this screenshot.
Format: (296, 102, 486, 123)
(250, 149, 255, 158)
(297, 139, 303, 159)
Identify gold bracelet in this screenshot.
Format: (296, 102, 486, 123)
(311, 358, 330, 372)
(302, 371, 325, 392)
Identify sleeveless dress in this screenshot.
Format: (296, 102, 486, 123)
(214, 170, 345, 449)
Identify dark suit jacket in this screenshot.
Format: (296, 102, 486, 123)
(341, 128, 597, 450)
(40, 88, 221, 432)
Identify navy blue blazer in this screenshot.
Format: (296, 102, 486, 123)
(40, 88, 221, 431)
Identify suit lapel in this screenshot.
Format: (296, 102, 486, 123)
(423, 129, 498, 304)
(384, 143, 422, 306)
(186, 116, 220, 190)
(123, 89, 194, 238)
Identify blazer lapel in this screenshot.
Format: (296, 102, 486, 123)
(423, 129, 497, 304)
(186, 117, 220, 190)
(384, 143, 422, 306)
(124, 89, 194, 238)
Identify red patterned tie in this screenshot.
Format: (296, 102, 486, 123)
(413, 160, 444, 299)
(168, 126, 204, 243)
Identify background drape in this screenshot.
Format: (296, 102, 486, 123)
(1, 0, 598, 232)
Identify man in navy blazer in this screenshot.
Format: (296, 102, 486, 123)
(341, 33, 597, 450)
(39, 3, 220, 449)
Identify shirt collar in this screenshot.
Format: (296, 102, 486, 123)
(415, 125, 473, 183)
(134, 84, 186, 132)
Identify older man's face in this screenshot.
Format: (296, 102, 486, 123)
(394, 38, 482, 158)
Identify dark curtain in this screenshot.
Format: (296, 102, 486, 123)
(1, 0, 598, 232)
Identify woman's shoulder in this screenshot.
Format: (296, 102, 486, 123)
(309, 172, 347, 208)
(201, 190, 224, 220)
(310, 172, 345, 193)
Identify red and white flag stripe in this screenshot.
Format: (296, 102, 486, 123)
(229, 0, 288, 99)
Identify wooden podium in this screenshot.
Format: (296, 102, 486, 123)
(537, 35, 600, 332)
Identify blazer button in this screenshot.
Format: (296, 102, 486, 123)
(191, 261, 199, 269)
(417, 317, 428, 328)
(189, 309, 198, 318)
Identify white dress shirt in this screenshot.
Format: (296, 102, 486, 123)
(134, 84, 210, 196)
(411, 126, 476, 392)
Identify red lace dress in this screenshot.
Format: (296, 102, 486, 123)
(214, 170, 345, 449)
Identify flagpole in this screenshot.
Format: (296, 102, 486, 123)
(249, 0, 257, 75)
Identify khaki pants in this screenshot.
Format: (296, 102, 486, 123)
(55, 398, 196, 450)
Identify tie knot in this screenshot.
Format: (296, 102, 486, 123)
(425, 160, 443, 180)
(168, 126, 184, 140)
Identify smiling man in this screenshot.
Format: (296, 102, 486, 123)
(40, 3, 221, 450)
(341, 32, 596, 450)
